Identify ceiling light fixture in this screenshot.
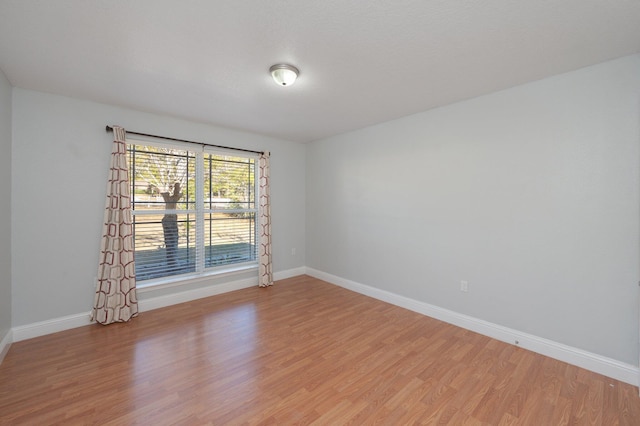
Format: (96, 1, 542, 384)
(270, 64, 299, 86)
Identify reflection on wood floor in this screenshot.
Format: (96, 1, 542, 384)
(1, 275, 638, 425)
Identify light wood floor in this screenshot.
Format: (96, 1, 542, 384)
(1, 275, 638, 425)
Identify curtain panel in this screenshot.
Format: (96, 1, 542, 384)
(91, 126, 139, 324)
(258, 152, 273, 287)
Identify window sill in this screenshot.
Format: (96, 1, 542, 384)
(136, 263, 258, 293)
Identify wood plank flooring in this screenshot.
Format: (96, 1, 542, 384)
(1, 275, 638, 425)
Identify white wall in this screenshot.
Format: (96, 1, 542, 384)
(11, 89, 306, 327)
(0, 69, 11, 344)
(306, 54, 640, 365)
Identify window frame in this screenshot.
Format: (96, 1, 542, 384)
(127, 137, 260, 288)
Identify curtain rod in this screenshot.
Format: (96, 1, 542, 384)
(105, 125, 265, 156)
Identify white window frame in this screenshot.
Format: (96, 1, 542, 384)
(128, 137, 259, 288)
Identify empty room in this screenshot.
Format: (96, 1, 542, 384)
(1, 1, 640, 424)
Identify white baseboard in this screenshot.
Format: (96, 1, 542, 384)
(9, 267, 305, 344)
(0, 329, 12, 363)
(12, 312, 92, 342)
(138, 276, 258, 312)
(305, 267, 639, 387)
(139, 266, 306, 311)
(274, 266, 307, 281)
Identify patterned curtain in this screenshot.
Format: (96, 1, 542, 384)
(91, 126, 139, 324)
(258, 152, 273, 287)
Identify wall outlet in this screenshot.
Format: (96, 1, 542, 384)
(291, 248, 296, 256)
(460, 280, 468, 292)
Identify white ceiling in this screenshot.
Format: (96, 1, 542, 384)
(1, 1, 640, 143)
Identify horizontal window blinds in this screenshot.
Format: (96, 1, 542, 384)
(128, 142, 257, 283)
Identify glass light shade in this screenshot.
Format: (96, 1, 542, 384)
(270, 64, 298, 86)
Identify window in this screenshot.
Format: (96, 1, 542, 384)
(128, 141, 258, 283)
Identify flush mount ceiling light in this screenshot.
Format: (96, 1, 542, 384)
(270, 64, 299, 86)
